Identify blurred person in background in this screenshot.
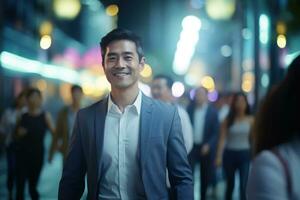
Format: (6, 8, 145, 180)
(0, 90, 27, 200)
(151, 74, 193, 153)
(14, 88, 55, 200)
(187, 87, 220, 200)
(151, 74, 194, 199)
(247, 55, 300, 200)
(49, 84, 83, 163)
(215, 92, 253, 200)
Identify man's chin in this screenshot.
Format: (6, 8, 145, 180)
(111, 82, 134, 90)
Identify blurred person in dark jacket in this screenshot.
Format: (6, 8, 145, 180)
(187, 87, 220, 200)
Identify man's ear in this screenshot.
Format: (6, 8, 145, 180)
(101, 61, 106, 69)
(139, 57, 145, 71)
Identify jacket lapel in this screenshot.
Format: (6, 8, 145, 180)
(139, 95, 153, 168)
(95, 97, 108, 181)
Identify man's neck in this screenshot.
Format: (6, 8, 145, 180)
(71, 103, 80, 112)
(236, 111, 246, 119)
(197, 102, 207, 108)
(28, 107, 41, 116)
(110, 85, 140, 112)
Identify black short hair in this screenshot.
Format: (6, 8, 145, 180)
(71, 84, 82, 93)
(100, 28, 144, 65)
(26, 88, 41, 99)
(153, 74, 174, 89)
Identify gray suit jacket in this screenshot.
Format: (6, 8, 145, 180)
(58, 94, 193, 200)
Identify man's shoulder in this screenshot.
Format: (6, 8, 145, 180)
(143, 95, 177, 115)
(78, 97, 108, 116)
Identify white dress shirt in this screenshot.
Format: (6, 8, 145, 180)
(99, 91, 146, 200)
(177, 105, 194, 153)
(193, 103, 208, 145)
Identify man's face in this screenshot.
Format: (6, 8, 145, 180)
(28, 92, 42, 108)
(195, 88, 207, 105)
(103, 40, 144, 90)
(71, 89, 83, 105)
(151, 78, 171, 101)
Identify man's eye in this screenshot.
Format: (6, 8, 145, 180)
(124, 56, 133, 61)
(108, 57, 116, 61)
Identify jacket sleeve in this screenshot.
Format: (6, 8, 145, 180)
(58, 110, 86, 200)
(167, 108, 194, 200)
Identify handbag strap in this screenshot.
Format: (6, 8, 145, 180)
(271, 148, 292, 199)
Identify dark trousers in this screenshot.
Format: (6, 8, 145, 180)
(6, 144, 16, 197)
(189, 145, 216, 200)
(15, 151, 43, 200)
(223, 149, 250, 200)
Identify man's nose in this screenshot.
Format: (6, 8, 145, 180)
(116, 57, 126, 68)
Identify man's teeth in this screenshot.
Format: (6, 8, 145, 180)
(114, 72, 129, 75)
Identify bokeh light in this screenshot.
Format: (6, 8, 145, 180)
(201, 76, 215, 92)
(172, 82, 185, 98)
(277, 34, 286, 48)
(40, 35, 52, 50)
(220, 45, 232, 57)
(53, 0, 81, 19)
(106, 4, 119, 16)
(208, 90, 218, 102)
(39, 21, 53, 36)
(140, 64, 152, 78)
(206, 0, 236, 20)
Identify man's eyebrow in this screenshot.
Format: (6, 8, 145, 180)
(107, 52, 118, 57)
(122, 52, 134, 55)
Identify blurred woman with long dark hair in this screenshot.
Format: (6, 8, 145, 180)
(216, 92, 253, 200)
(247, 55, 300, 199)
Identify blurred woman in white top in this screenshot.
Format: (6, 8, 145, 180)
(216, 92, 253, 200)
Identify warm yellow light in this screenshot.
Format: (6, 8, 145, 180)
(276, 22, 286, 34)
(60, 83, 72, 104)
(206, 0, 236, 20)
(140, 64, 152, 78)
(36, 79, 47, 91)
(96, 76, 110, 92)
(39, 21, 53, 36)
(242, 72, 254, 82)
(106, 4, 119, 16)
(242, 80, 252, 93)
(40, 35, 52, 50)
(53, 0, 81, 19)
(277, 34, 286, 49)
(201, 76, 215, 92)
(242, 72, 254, 93)
(82, 83, 95, 95)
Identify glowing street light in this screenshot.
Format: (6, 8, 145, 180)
(40, 35, 52, 50)
(277, 34, 286, 49)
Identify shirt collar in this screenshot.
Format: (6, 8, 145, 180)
(107, 90, 142, 115)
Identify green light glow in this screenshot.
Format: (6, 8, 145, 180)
(0, 51, 80, 84)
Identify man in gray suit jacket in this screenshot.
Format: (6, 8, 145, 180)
(58, 28, 193, 200)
